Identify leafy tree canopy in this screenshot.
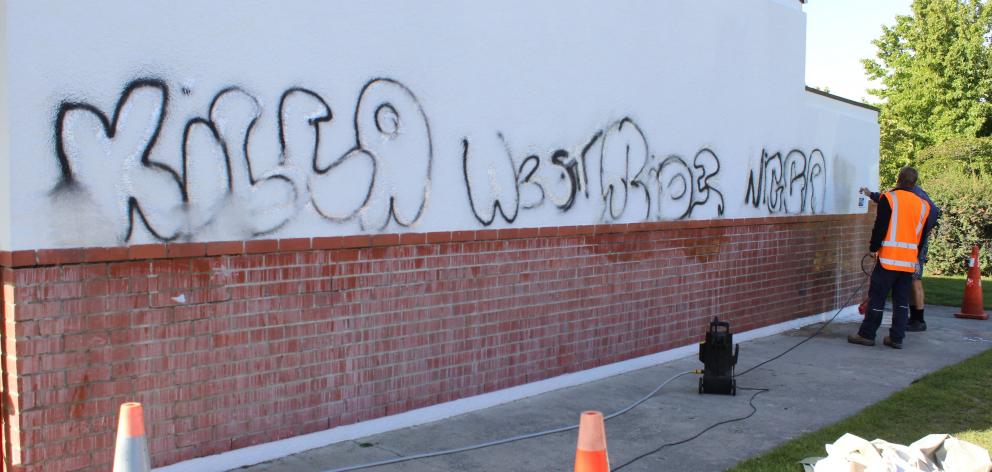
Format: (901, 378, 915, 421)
(863, 0, 992, 185)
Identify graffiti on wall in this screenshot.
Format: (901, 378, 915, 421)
(461, 118, 727, 226)
(310, 79, 432, 231)
(744, 149, 827, 215)
(53, 77, 431, 242)
(51, 78, 831, 243)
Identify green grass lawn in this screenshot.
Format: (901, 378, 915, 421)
(727, 348, 992, 472)
(923, 275, 992, 310)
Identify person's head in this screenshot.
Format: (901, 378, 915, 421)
(896, 166, 918, 188)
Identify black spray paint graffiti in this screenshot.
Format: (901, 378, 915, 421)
(461, 133, 520, 226)
(183, 86, 319, 238)
(636, 148, 727, 221)
(462, 118, 726, 226)
(54, 77, 431, 242)
(55, 79, 185, 241)
(744, 149, 827, 214)
(518, 149, 582, 212)
(54, 80, 831, 240)
(310, 79, 432, 231)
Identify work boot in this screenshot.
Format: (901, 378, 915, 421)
(906, 320, 927, 332)
(847, 334, 875, 346)
(883, 336, 903, 349)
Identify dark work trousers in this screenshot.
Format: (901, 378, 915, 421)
(858, 264, 913, 343)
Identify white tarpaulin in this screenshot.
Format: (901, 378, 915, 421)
(810, 433, 991, 472)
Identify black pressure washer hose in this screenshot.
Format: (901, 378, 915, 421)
(611, 254, 875, 471)
(320, 254, 876, 472)
(735, 253, 876, 378)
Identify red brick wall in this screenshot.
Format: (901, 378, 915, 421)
(0, 215, 871, 471)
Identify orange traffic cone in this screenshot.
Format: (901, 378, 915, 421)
(113, 403, 151, 472)
(955, 245, 988, 321)
(575, 411, 609, 472)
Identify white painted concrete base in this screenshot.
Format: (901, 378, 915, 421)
(155, 305, 860, 472)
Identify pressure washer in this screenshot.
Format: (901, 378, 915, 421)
(697, 317, 739, 396)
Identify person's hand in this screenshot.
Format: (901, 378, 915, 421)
(869, 252, 877, 259)
(859, 187, 872, 196)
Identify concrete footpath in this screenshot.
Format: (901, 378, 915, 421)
(236, 306, 992, 472)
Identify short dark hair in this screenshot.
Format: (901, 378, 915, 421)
(896, 166, 918, 188)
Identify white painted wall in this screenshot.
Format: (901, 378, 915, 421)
(0, 1, 11, 251)
(803, 91, 881, 213)
(0, 0, 878, 251)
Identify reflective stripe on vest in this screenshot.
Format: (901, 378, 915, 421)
(881, 241, 917, 250)
(915, 200, 928, 236)
(879, 257, 917, 269)
(888, 192, 899, 243)
(878, 190, 930, 273)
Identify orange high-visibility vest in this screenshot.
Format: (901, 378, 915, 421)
(878, 189, 931, 273)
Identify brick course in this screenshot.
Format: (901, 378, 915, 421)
(0, 215, 871, 470)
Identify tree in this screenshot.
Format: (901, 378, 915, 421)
(917, 135, 992, 177)
(917, 136, 992, 275)
(863, 0, 992, 186)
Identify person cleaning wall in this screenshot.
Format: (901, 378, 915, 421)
(850, 167, 932, 349)
(859, 176, 941, 331)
